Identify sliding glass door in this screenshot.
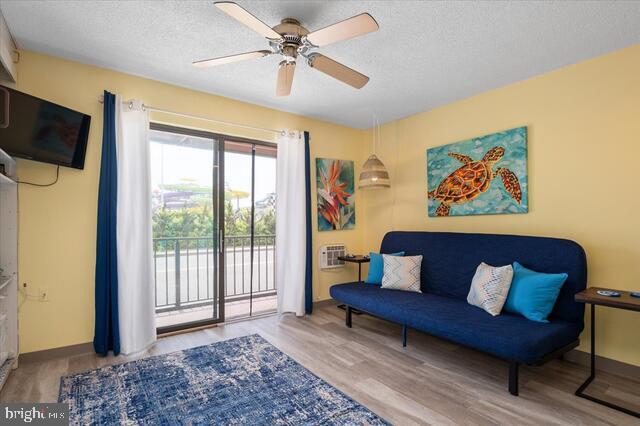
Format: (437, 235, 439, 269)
(150, 124, 224, 333)
(224, 140, 277, 319)
(148, 123, 277, 332)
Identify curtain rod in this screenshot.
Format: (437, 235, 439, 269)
(98, 96, 284, 136)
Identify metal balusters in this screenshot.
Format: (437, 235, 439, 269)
(165, 242, 169, 306)
(186, 243, 190, 302)
(263, 235, 269, 291)
(153, 235, 276, 314)
(241, 237, 245, 297)
(233, 237, 237, 297)
(175, 240, 181, 309)
(257, 235, 261, 293)
(154, 241, 158, 308)
(206, 238, 210, 300)
(196, 241, 200, 301)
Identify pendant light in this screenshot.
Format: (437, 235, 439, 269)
(359, 116, 390, 189)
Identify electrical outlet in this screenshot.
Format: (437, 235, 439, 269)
(38, 287, 50, 302)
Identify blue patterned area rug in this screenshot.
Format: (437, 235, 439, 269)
(59, 334, 387, 425)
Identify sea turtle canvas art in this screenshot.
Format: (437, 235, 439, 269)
(427, 127, 528, 217)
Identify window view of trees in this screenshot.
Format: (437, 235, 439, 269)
(152, 181, 276, 244)
(150, 134, 277, 252)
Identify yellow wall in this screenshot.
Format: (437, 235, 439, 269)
(13, 45, 640, 367)
(14, 50, 366, 354)
(362, 44, 640, 366)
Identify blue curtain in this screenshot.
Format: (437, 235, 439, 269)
(304, 131, 313, 314)
(94, 91, 120, 356)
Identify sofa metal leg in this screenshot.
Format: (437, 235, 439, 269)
(509, 362, 519, 396)
(346, 306, 352, 328)
(402, 325, 407, 347)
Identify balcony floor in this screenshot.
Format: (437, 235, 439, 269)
(155, 295, 277, 329)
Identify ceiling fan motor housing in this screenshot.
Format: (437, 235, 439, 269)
(271, 18, 310, 63)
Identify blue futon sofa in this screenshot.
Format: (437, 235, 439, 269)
(330, 231, 587, 396)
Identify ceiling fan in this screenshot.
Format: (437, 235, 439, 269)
(193, 1, 379, 96)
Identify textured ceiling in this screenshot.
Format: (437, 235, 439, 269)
(1, 1, 639, 128)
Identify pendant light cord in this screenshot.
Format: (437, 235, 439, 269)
(375, 115, 381, 156)
(371, 113, 377, 156)
(390, 121, 400, 231)
(374, 115, 378, 155)
(370, 112, 399, 230)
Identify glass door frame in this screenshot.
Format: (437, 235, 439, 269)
(151, 122, 226, 334)
(223, 138, 278, 319)
(151, 123, 277, 333)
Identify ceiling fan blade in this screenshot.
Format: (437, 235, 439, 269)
(193, 50, 271, 68)
(308, 54, 369, 89)
(214, 1, 282, 40)
(305, 13, 378, 47)
(276, 61, 296, 96)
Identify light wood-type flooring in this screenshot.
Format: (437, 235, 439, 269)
(2, 302, 639, 425)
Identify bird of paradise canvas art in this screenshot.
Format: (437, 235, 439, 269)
(316, 158, 355, 231)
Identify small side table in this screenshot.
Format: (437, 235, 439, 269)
(336, 255, 370, 315)
(574, 287, 640, 419)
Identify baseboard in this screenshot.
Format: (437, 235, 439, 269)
(20, 342, 94, 364)
(564, 349, 640, 380)
(313, 299, 338, 308)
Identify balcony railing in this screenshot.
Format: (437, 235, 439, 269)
(153, 235, 276, 314)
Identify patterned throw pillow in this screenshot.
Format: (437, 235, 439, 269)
(365, 251, 405, 285)
(467, 262, 514, 316)
(381, 255, 422, 293)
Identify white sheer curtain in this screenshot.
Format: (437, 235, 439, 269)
(276, 130, 306, 316)
(115, 96, 156, 354)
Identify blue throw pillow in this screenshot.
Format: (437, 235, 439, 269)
(365, 251, 405, 285)
(504, 262, 568, 323)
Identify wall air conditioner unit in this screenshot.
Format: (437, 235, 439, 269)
(319, 244, 346, 269)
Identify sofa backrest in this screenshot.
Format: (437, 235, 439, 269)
(380, 231, 587, 323)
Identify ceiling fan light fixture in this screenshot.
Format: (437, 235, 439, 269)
(359, 154, 390, 189)
(276, 61, 296, 96)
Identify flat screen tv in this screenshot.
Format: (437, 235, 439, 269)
(0, 85, 91, 169)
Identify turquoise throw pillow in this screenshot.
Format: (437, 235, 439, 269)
(504, 262, 568, 323)
(365, 251, 405, 285)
